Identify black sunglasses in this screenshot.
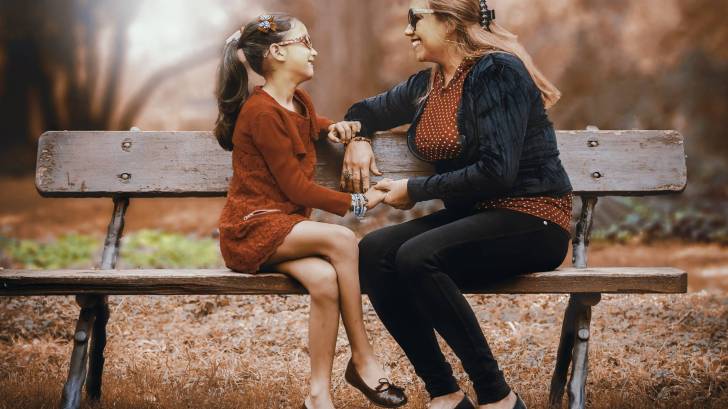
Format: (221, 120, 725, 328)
(408, 8, 435, 30)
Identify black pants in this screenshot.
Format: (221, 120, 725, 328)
(359, 207, 570, 404)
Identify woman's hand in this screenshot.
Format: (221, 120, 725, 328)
(341, 140, 382, 193)
(375, 178, 415, 210)
(327, 121, 361, 144)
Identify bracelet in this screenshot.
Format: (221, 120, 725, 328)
(344, 136, 372, 146)
(350, 193, 368, 219)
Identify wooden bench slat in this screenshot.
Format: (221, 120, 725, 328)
(0, 267, 687, 296)
(35, 130, 687, 198)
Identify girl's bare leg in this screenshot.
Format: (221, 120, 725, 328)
(270, 256, 340, 409)
(267, 221, 391, 389)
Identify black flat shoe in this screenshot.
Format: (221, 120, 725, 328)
(454, 393, 476, 409)
(513, 392, 527, 409)
(344, 359, 408, 408)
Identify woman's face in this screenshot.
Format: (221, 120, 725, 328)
(404, 0, 451, 64)
(269, 20, 318, 81)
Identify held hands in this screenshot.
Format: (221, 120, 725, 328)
(374, 178, 415, 210)
(358, 178, 416, 213)
(363, 185, 387, 210)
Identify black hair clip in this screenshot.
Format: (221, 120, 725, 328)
(479, 0, 496, 31)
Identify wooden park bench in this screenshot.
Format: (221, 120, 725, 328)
(1, 127, 687, 409)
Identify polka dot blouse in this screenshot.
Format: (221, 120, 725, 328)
(414, 57, 573, 233)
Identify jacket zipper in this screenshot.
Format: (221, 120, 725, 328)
(242, 209, 282, 221)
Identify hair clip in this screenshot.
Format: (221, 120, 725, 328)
(479, 0, 496, 31)
(257, 14, 278, 33)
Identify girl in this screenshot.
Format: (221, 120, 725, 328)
(214, 13, 407, 409)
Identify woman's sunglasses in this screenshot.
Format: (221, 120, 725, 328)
(408, 8, 435, 30)
(264, 34, 313, 57)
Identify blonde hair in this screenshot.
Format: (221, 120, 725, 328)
(427, 0, 561, 109)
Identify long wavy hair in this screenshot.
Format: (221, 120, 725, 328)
(426, 0, 561, 109)
(214, 13, 295, 151)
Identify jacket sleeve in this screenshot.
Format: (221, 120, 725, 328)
(407, 64, 532, 202)
(250, 112, 352, 216)
(344, 69, 430, 137)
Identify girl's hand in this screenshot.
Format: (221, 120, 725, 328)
(364, 186, 387, 209)
(375, 178, 415, 210)
(328, 121, 362, 144)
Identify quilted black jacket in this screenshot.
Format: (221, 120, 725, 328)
(344, 52, 573, 211)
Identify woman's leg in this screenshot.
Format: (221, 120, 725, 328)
(265, 220, 390, 389)
(271, 257, 340, 409)
(358, 209, 467, 400)
(393, 209, 570, 406)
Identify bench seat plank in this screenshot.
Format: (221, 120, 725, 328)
(0, 267, 687, 296)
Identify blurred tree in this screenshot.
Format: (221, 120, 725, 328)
(0, 0, 218, 174)
(549, 0, 728, 193)
(275, 0, 390, 119)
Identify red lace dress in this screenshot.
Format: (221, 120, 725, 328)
(218, 87, 351, 273)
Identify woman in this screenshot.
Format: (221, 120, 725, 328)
(340, 1, 573, 408)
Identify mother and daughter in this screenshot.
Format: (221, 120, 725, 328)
(215, 1, 573, 409)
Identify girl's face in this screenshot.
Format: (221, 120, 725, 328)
(268, 21, 318, 81)
(404, 0, 451, 64)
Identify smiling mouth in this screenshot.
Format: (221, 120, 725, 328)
(411, 39, 422, 48)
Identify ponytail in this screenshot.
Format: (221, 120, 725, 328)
(214, 40, 249, 151)
(214, 13, 296, 151)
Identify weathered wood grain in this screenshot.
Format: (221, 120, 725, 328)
(0, 267, 687, 296)
(35, 130, 687, 197)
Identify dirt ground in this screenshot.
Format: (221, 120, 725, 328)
(1, 176, 727, 408)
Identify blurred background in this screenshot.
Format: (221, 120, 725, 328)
(0, 3, 726, 407)
(0, 0, 726, 287)
(2, 0, 727, 182)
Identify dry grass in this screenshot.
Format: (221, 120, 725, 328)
(1, 291, 726, 409)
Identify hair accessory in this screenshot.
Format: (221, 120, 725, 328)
(225, 29, 242, 45)
(257, 14, 278, 33)
(478, 0, 496, 31)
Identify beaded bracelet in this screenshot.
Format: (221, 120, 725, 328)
(344, 136, 372, 146)
(350, 193, 369, 219)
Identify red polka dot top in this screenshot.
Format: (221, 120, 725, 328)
(414, 57, 573, 233)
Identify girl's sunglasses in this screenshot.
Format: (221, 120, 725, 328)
(276, 34, 313, 49)
(264, 34, 313, 57)
(408, 8, 435, 30)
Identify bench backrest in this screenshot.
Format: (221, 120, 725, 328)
(35, 130, 686, 198)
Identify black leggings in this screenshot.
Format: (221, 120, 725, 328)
(358, 207, 570, 404)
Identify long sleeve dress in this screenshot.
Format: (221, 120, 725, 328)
(218, 86, 351, 273)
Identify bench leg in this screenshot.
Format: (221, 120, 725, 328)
(549, 293, 601, 409)
(60, 295, 100, 409)
(549, 297, 578, 408)
(86, 296, 109, 400)
(72, 195, 128, 404)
